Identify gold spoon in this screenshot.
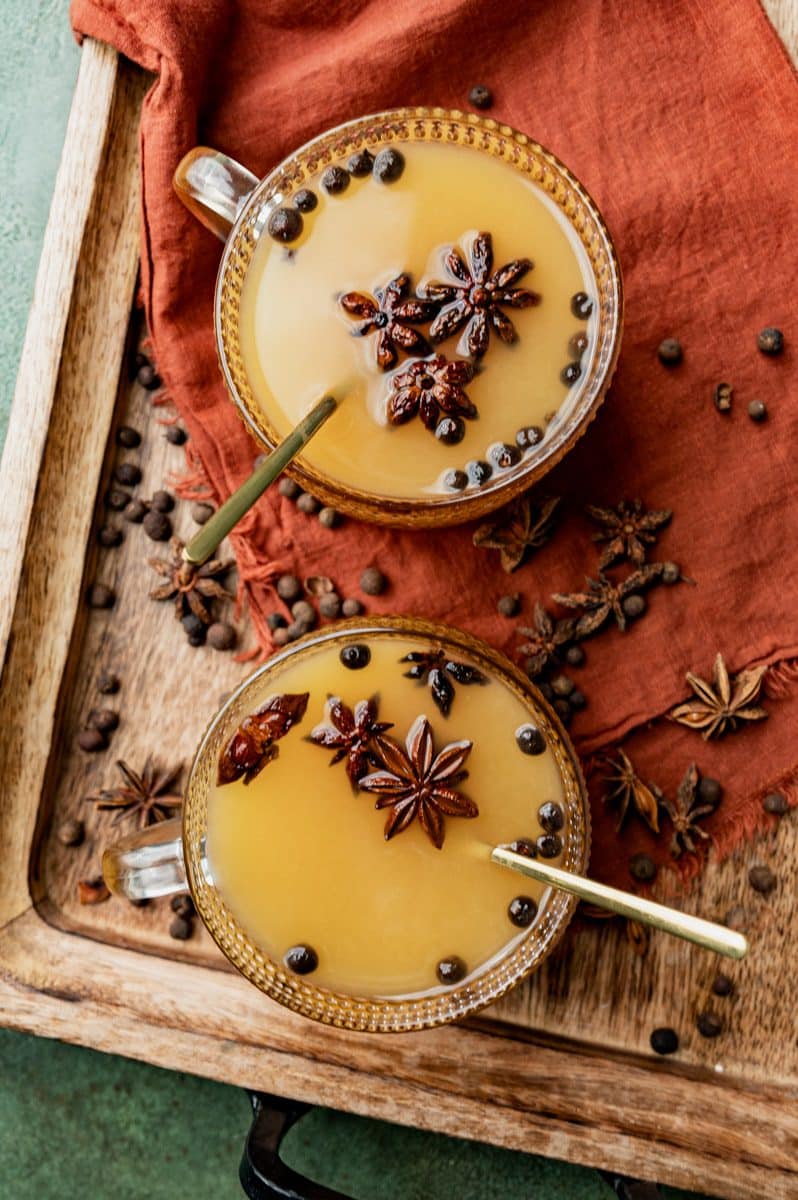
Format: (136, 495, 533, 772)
(490, 845, 747, 960)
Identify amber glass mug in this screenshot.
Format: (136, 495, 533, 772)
(173, 107, 622, 526)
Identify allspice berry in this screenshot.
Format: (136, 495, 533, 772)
(78, 728, 108, 753)
(143, 509, 172, 541)
(341, 598, 362, 617)
(296, 492, 321, 515)
(123, 499, 148, 524)
(291, 600, 316, 626)
(191, 502, 215, 525)
(360, 566, 386, 596)
(278, 477, 301, 500)
(319, 593, 341, 619)
(97, 671, 120, 694)
(88, 708, 119, 734)
(497, 594, 520, 618)
(165, 426, 187, 445)
(169, 915, 193, 941)
(86, 583, 116, 609)
(207, 622, 236, 651)
(150, 489, 175, 513)
(57, 817, 85, 847)
(318, 506, 339, 528)
(276, 574, 302, 603)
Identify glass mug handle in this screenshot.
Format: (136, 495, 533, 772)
(102, 818, 187, 900)
(173, 146, 259, 241)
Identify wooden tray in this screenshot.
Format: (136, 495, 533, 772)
(2, 33, 797, 1200)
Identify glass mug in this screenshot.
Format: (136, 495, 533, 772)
(173, 107, 622, 526)
(103, 617, 589, 1033)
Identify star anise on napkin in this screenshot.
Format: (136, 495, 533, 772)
(668, 653, 768, 739)
(516, 603, 576, 679)
(358, 715, 477, 848)
(400, 648, 486, 716)
(218, 693, 309, 785)
(148, 537, 235, 624)
(339, 274, 439, 370)
(424, 232, 540, 357)
(597, 749, 660, 832)
(387, 355, 476, 432)
(88, 758, 183, 828)
(660, 763, 714, 856)
(308, 696, 392, 787)
(552, 565, 662, 637)
(585, 499, 672, 569)
(472, 495, 561, 573)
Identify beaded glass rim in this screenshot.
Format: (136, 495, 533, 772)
(214, 107, 623, 527)
(182, 617, 590, 1033)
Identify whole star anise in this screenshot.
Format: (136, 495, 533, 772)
(339, 274, 439, 370)
(598, 749, 660, 832)
(586, 499, 672, 569)
(88, 759, 183, 828)
(400, 648, 486, 716)
(516, 603, 575, 678)
(308, 696, 392, 787)
(660, 763, 714, 856)
(358, 714, 477, 848)
(668, 653, 768, 739)
(218, 693, 309, 785)
(552, 565, 663, 637)
(149, 537, 235, 625)
(387, 355, 475, 432)
(424, 232, 540, 357)
(473, 495, 561, 573)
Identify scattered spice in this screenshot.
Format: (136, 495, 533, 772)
(668, 653, 768, 739)
(142, 509, 172, 541)
(116, 426, 141, 448)
(347, 149, 374, 177)
(713, 382, 733, 413)
(98, 525, 123, 548)
(564, 644, 585, 667)
(360, 566, 387, 596)
(57, 817, 85, 847)
(149, 537, 235, 624)
(508, 837, 537, 857)
(650, 1027, 679, 1056)
(387, 355, 476, 432)
(747, 399, 767, 423)
(571, 292, 593, 319)
(585, 499, 672, 569)
(319, 593, 341, 619)
(78, 729, 108, 753)
(756, 326, 783, 355)
(622, 594, 646, 620)
(515, 425, 543, 451)
(115, 462, 142, 487)
(218, 693, 309, 786)
(165, 426, 188, 445)
(87, 583, 116, 609)
(318, 506, 339, 528)
(88, 708, 119, 734)
(171, 894, 196, 919)
(661, 561, 682, 585)
(748, 864, 776, 895)
(341, 598, 363, 617)
(296, 492, 321, 515)
(712, 972, 734, 997)
(436, 956, 467, 984)
(553, 566, 662, 637)
(473, 495, 561, 573)
(425, 232, 539, 357)
(150, 489, 175, 513)
(207, 622, 236, 651)
(267, 206, 303, 242)
(696, 776, 723, 809)
(124, 498, 148, 523)
(309, 696, 392, 786)
(291, 600, 316, 626)
(568, 331, 589, 358)
(88, 758, 183, 827)
(468, 84, 493, 109)
(696, 1011, 723, 1039)
(661, 763, 714, 856)
(169, 915, 193, 941)
(436, 416, 465, 445)
(137, 362, 161, 390)
(191, 502, 215, 524)
(285, 944, 318, 975)
(515, 724, 546, 756)
(466, 460, 492, 486)
(339, 274, 437, 369)
(267, 612, 287, 631)
(560, 362, 581, 386)
(497, 593, 520, 618)
(320, 165, 349, 195)
(538, 801, 564, 832)
(657, 337, 683, 366)
(629, 853, 657, 883)
(443, 468, 468, 491)
(372, 147, 405, 183)
(97, 671, 120, 694)
(278, 477, 301, 500)
(536, 833, 562, 858)
(489, 442, 521, 469)
(508, 896, 537, 927)
(763, 791, 788, 815)
(599, 749, 660, 832)
(401, 648, 485, 716)
(272, 628, 290, 647)
(106, 487, 131, 511)
(293, 189, 317, 213)
(77, 878, 110, 905)
(276, 574, 302, 603)
(515, 604, 575, 677)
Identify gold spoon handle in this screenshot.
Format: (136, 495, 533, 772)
(491, 846, 748, 960)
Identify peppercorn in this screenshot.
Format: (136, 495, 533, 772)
(137, 362, 161, 390)
(165, 425, 188, 445)
(747, 399, 767, 423)
(568, 331, 589, 359)
(318, 506, 339, 528)
(360, 566, 386, 596)
(697, 777, 723, 810)
(88, 708, 119, 734)
(78, 728, 108, 753)
(115, 462, 142, 487)
(466, 460, 492, 486)
(516, 725, 546, 755)
(276, 574, 302, 603)
(296, 492, 321, 514)
(571, 292, 594, 319)
(560, 362, 581, 386)
(267, 612, 287, 631)
(207, 622, 236, 651)
(538, 802, 564, 832)
(489, 442, 521, 469)
(285, 944, 319, 974)
(97, 670, 120, 694)
(169, 915, 193, 941)
(564, 644, 585, 667)
(150, 489, 175, 513)
(650, 1027, 679, 1056)
(536, 833, 562, 858)
(291, 600, 316, 626)
(661, 561, 681, 585)
(182, 612, 205, 638)
(285, 620, 311, 642)
(435, 416, 465, 445)
(272, 627, 290, 647)
(550, 674, 574, 698)
(436, 956, 467, 985)
(347, 149, 374, 177)
(757, 326, 783, 356)
(171, 894, 196, 919)
(711, 972, 734, 997)
(508, 896, 537, 927)
(696, 1011, 723, 1039)
(509, 838, 537, 858)
(657, 337, 683, 366)
(319, 593, 342, 619)
(622, 594, 646, 619)
(97, 525, 123, 548)
(340, 644, 371, 670)
(123, 498, 148, 523)
(341, 598, 362, 617)
(116, 426, 141, 448)
(468, 84, 493, 109)
(105, 487, 131, 511)
(142, 510, 172, 541)
(373, 148, 405, 183)
(497, 594, 520, 618)
(267, 206, 304, 242)
(443, 468, 468, 491)
(187, 630, 207, 648)
(320, 166, 350, 196)
(748, 864, 776, 894)
(515, 425, 543, 450)
(57, 817, 85, 847)
(86, 583, 116, 609)
(278, 477, 301, 500)
(763, 791, 788, 815)
(629, 853, 657, 883)
(191, 502, 214, 524)
(553, 698, 572, 725)
(568, 689, 587, 710)
(293, 189, 317, 213)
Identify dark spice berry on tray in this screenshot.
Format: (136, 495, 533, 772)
(443, 468, 468, 491)
(468, 84, 493, 109)
(564, 644, 585, 667)
(489, 442, 521, 469)
(278, 477, 301, 500)
(373, 147, 405, 183)
(124, 498, 148, 523)
(467, 460, 492, 486)
(748, 864, 776, 894)
(150, 489, 175, 513)
(569, 689, 587, 710)
(436, 956, 467, 985)
(291, 600, 316, 625)
(747, 399, 767, 423)
(169, 915, 193, 941)
(77, 878, 111, 905)
(508, 896, 537, 927)
(757, 326, 784, 355)
(360, 566, 386, 596)
(340, 643, 371, 670)
(143, 509, 172, 541)
(296, 492, 321, 514)
(538, 801, 564, 832)
(347, 149, 374, 177)
(536, 832, 562, 858)
(435, 416, 465, 445)
(285, 944, 318, 975)
(341, 598, 362, 617)
(516, 724, 546, 756)
(321, 165, 349, 195)
(116, 425, 141, 448)
(171, 894, 196, 918)
(319, 593, 341, 619)
(57, 817, 85, 847)
(550, 674, 574, 698)
(318, 506, 339, 528)
(712, 972, 734, 997)
(115, 462, 142, 487)
(696, 1011, 723, 1039)
(696, 776, 723, 810)
(87, 583, 115, 609)
(538, 682, 554, 701)
(497, 594, 520, 618)
(713, 382, 733, 413)
(207, 622, 236, 651)
(629, 853, 657, 883)
(187, 630, 206, 647)
(657, 337, 683, 366)
(267, 612, 287, 631)
(724, 905, 747, 930)
(622, 593, 646, 620)
(98, 524, 123, 548)
(97, 671, 120, 694)
(509, 837, 536, 858)
(137, 362, 161, 390)
(763, 791, 788, 815)
(88, 708, 119, 734)
(568, 331, 589, 359)
(277, 574, 302, 603)
(182, 612, 205, 639)
(293, 188, 317, 213)
(106, 487, 130, 511)
(191, 502, 214, 524)
(165, 425, 188, 445)
(561, 362, 581, 386)
(650, 1027, 679, 1056)
(570, 292, 593, 319)
(267, 206, 303, 242)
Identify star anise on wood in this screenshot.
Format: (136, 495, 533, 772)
(400, 648, 486, 716)
(218, 693, 309, 785)
(148, 537, 235, 625)
(387, 355, 476, 432)
(597, 749, 660, 832)
(660, 763, 714, 856)
(88, 759, 183, 828)
(552, 565, 663, 637)
(472, 495, 561, 573)
(424, 232, 540, 357)
(668, 653, 768, 739)
(585, 499, 672, 569)
(339, 273, 438, 370)
(358, 714, 477, 848)
(516, 603, 575, 678)
(308, 696, 392, 787)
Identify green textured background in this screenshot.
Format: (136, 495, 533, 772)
(0, 3, 706, 1197)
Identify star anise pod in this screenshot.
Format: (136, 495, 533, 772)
(472, 495, 561, 573)
(424, 231, 540, 357)
(339, 274, 438, 370)
(552, 565, 663, 637)
(516, 603, 575, 678)
(660, 763, 714, 857)
(597, 749, 660, 832)
(148, 537, 235, 625)
(358, 714, 477, 848)
(308, 696, 392, 787)
(387, 355, 476, 433)
(668, 653, 768, 739)
(218, 693, 309, 785)
(586, 499, 672, 569)
(88, 758, 183, 829)
(400, 648, 486, 716)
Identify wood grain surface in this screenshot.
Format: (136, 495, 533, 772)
(2, 17, 798, 1199)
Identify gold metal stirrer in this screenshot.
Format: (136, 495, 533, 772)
(491, 844, 747, 959)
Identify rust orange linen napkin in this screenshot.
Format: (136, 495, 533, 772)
(70, 0, 798, 887)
